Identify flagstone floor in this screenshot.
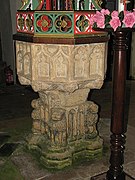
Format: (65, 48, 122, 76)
(0, 80, 135, 179)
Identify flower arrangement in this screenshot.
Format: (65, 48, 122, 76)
(90, 9, 135, 31)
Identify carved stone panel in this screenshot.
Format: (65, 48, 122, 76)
(16, 41, 107, 92)
(16, 41, 32, 85)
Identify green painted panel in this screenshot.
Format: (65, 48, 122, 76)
(34, 11, 74, 36)
(32, 0, 39, 10)
(85, 0, 90, 10)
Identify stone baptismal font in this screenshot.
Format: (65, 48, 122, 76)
(14, 0, 108, 169)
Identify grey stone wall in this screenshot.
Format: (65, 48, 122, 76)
(0, 0, 20, 83)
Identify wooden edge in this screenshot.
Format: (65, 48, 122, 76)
(13, 33, 109, 45)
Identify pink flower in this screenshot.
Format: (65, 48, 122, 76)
(111, 11, 119, 18)
(89, 15, 95, 26)
(101, 9, 110, 15)
(123, 12, 135, 28)
(109, 17, 121, 31)
(93, 11, 105, 28)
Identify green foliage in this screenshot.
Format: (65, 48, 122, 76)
(119, 11, 124, 21)
(104, 15, 111, 28)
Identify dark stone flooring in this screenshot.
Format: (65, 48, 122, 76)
(0, 80, 135, 179)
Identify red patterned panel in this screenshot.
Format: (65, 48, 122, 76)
(16, 12, 34, 34)
(74, 11, 95, 35)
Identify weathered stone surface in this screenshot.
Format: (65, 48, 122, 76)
(16, 42, 107, 92)
(15, 41, 107, 169)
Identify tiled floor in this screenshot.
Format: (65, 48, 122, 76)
(0, 80, 135, 179)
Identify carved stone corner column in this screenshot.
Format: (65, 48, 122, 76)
(15, 39, 108, 169)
